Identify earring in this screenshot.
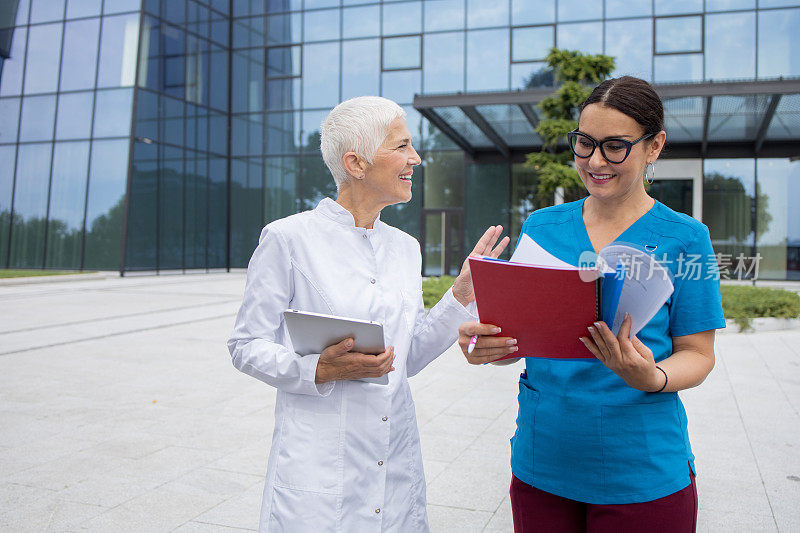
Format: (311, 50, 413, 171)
(645, 163, 655, 185)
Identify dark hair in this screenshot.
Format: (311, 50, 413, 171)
(579, 76, 664, 136)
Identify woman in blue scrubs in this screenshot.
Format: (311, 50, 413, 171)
(458, 76, 725, 532)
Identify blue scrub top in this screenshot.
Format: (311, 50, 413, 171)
(510, 198, 726, 504)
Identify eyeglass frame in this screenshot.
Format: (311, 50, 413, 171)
(566, 130, 655, 164)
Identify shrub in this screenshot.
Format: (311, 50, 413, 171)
(422, 276, 456, 308)
(721, 285, 800, 331)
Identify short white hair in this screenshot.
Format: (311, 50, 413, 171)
(320, 96, 406, 189)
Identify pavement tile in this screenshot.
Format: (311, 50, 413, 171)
(191, 482, 263, 531)
(426, 504, 492, 532)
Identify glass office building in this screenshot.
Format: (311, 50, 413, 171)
(1, 0, 799, 278)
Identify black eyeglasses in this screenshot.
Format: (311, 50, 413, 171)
(566, 130, 654, 164)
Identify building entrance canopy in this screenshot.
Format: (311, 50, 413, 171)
(413, 79, 800, 161)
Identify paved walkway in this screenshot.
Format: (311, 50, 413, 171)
(0, 273, 797, 532)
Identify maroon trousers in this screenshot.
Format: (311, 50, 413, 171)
(509, 470, 697, 533)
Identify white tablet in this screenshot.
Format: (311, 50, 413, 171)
(283, 309, 388, 385)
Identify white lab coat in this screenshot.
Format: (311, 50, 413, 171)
(228, 198, 474, 532)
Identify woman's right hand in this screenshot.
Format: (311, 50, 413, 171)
(315, 338, 395, 383)
(458, 321, 519, 365)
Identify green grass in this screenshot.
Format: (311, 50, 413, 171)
(422, 276, 456, 308)
(721, 285, 800, 331)
(0, 269, 89, 279)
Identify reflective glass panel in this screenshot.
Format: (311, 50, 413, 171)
(383, 35, 421, 70)
(756, 159, 800, 280)
(705, 12, 755, 80)
(46, 141, 89, 269)
(262, 0, 302, 12)
(231, 48, 264, 113)
(654, 54, 703, 82)
(381, 69, 420, 104)
(758, 8, 800, 78)
(424, 0, 465, 32)
(302, 42, 340, 108)
(300, 109, 326, 151)
(229, 157, 262, 265)
(0, 97, 20, 144)
(304, 0, 338, 8)
(605, 18, 652, 80)
(654, 0, 703, 14)
(55, 91, 94, 139)
(343, 5, 379, 38)
(511, 61, 550, 89)
(231, 113, 263, 156)
(604, 0, 651, 17)
(382, 1, 421, 36)
(0, 146, 15, 266)
(342, 39, 380, 101)
(161, 95, 184, 146)
(93, 88, 133, 137)
(19, 95, 56, 142)
(424, 151, 463, 209)
(209, 111, 228, 155)
(97, 13, 139, 87)
(183, 151, 208, 269)
(557, 21, 602, 55)
(0, 28, 27, 97)
(264, 156, 297, 222)
(558, 0, 602, 22)
(265, 111, 300, 154)
(655, 16, 702, 53)
(158, 145, 183, 269)
(24, 23, 63, 94)
(423, 32, 464, 94)
(104, 0, 142, 14)
(9, 143, 51, 268)
(60, 18, 100, 91)
(209, 44, 228, 112)
(467, 0, 508, 28)
(207, 156, 226, 268)
(705, 0, 755, 10)
(299, 153, 335, 211)
(466, 162, 509, 258)
(266, 11, 302, 45)
(66, 0, 102, 18)
(266, 45, 300, 77)
(125, 141, 157, 269)
(30, 0, 66, 23)
(512, 0, 554, 24)
(84, 138, 129, 269)
(233, 15, 266, 48)
(304, 8, 340, 42)
(512, 25, 553, 62)
(467, 29, 509, 91)
(266, 77, 301, 111)
(757, 0, 800, 6)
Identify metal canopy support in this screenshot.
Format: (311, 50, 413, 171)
(416, 107, 476, 158)
(701, 96, 712, 156)
(754, 94, 782, 154)
(460, 106, 510, 158)
(518, 103, 540, 130)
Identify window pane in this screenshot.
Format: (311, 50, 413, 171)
(382, 1, 421, 36)
(705, 0, 755, 10)
(654, 53, 703, 82)
(655, 16, 702, 53)
(67, 0, 102, 18)
(229, 157, 262, 266)
(466, 162, 509, 258)
(304, 8, 339, 42)
(511, 61, 550, 89)
(423, 32, 464, 94)
(19, 95, 56, 142)
(342, 39, 379, 101)
(758, 8, 800, 78)
(265, 111, 300, 154)
(0, 97, 20, 144)
(231, 48, 264, 113)
(383, 35, 421, 70)
(46, 141, 89, 269)
(208, 156, 226, 267)
(343, 5, 378, 38)
(424, 0, 465, 32)
(56, 91, 94, 139)
(24, 23, 63, 94)
(557, 21, 602, 55)
(84, 138, 129, 269)
(300, 109, 326, 151)
(97, 13, 139, 87)
(299, 153, 335, 211)
(266, 11, 301, 45)
(30, 0, 65, 24)
(302, 42, 339, 108)
(231, 113, 263, 156)
(0, 145, 16, 266)
(158, 145, 183, 269)
(104, 0, 141, 14)
(303, 0, 337, 8)
(756, 159, 800, 280)
(233, 15, 266, 49)
(266, 45, 300, 77)
(183, 151, 208, 269)
(512, 26, 553, 62)
(209, 44, 228, 112)
(757, 0, 799, 6)
(467, 29, 508, 91)
(558, 0, 602, 22)
(705, 12, 755, 81)
(381, 69, 420, 104)
(60, 18, 100, 91)
(266, 77, 301, 111)
(604, 0, 651, 18)
(467, 0, 508, 28)
(605, 18, 652, 80)
(0, 28, 27, 97)
(264, 156, 297, 222)
(703, 159, 755, 269)
(93, 88, 133, 137)
(512, 0, 553, 24)
(655, 0, 703, 14)
(125, 141, 157, 269)
(9, 143, 51, 268)
(424, 151, 463, 208)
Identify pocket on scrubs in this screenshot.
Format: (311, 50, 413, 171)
(600, 397, 687, 495)
(510, 377, 539, 472)
(274, 392, 343, 494)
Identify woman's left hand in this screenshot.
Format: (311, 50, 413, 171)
(452, 225, 510, 307)
(580, 313, 666, 392)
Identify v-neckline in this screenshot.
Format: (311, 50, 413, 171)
(573, 197, 658, 254)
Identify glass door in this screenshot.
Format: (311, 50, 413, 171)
(422, 209, 463, 277)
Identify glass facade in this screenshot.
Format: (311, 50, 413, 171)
(0, 0, 798, 280)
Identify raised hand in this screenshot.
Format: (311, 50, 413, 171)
(452, 225, 510, 306)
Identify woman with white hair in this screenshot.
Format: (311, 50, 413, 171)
(228, 96, 509, 532)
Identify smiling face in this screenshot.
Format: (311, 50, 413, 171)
(575, 103, 665, 204)
(361, 117, 421, 208)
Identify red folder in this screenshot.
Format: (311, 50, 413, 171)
(469, 256, 600, 360)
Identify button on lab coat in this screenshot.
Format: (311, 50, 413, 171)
(228, 198, 474, 532)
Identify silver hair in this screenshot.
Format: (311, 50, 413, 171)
(320, 96, 406, 189)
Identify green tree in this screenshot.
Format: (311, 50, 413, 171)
(523, 49, 615, 208)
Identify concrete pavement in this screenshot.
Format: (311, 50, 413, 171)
(0, 273, 797, 532)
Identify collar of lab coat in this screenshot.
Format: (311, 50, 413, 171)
(316, 197, 384, 233)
